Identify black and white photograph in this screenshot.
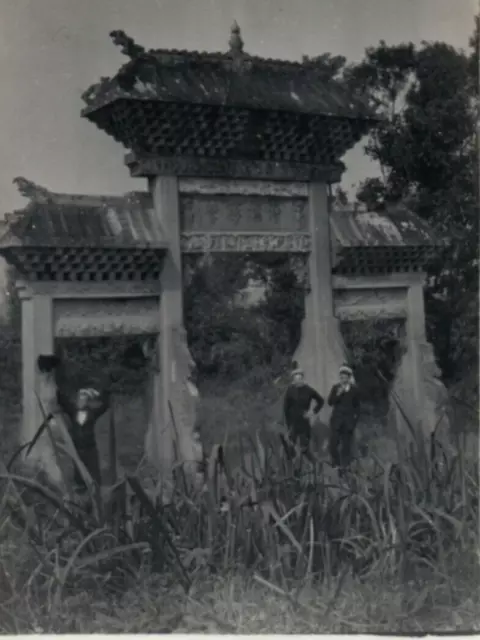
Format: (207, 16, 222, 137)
(0, 0, 477, 634)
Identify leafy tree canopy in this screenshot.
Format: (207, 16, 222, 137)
(344, 22, 479, 384)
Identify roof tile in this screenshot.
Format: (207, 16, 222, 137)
(0, 192, 167, 249)
(82, 55, 377, 121)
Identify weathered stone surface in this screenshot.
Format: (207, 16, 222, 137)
(181, 231, 311, 253)
(169, 327, 201, 484)
(389, 340, 452, 453)
(30, 372, 66, 486)
(143, 328, 201, 500)
(420, 342, 453, 452)
(180, 194, 308, 233)
(293, 310, 345, 420)
(333, 287, 407, 320)
(54, 297, 159, 337)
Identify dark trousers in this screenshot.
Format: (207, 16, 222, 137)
(74, 444, 101, 492)
(287, 418, 311, 451)
(329, 417, 356, 468)
(286, 419, 316, 463)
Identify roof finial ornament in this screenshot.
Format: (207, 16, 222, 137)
(13, 177, 53, 203)
(110, 30, 145, 59)
(229, 21, 244, 56)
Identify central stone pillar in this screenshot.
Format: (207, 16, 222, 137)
(148, 176, 199, 500)
(293, 182, 345, 415)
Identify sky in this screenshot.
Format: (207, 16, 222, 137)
(0, 0, 476, 216)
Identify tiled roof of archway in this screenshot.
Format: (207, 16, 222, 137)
(81, 28, 378, 122)
(0, 191, 166, 249)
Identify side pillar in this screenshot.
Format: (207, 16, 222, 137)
(390, 279, 452, 451)
(294, 182, 345, 417)
(148, 176, 199, 501)
(405, 282, 426, 435)
(18, 284, 63, 482)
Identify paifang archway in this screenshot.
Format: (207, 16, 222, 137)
(0, 24, 450, 487)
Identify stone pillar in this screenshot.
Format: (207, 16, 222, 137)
(147, 176, 199, 500)
(390, 280, 452, 451)
(406, 283, 426, 434)
(18, 285, 36, 447)
(293, 182, 345, 417)
(18, 284, 63, 482)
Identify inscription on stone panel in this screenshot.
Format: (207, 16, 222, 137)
(54, 297, 159, 337)
(181, 232, 312, 253)
(180, 195, 309, 233)
(333, 288, 407, 320)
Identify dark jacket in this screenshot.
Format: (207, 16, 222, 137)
(327, 383, 360, 426)
(57, 389, 110, 450)
(284, 383, 324, 429)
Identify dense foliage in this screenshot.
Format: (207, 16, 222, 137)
(344, 28, 479, 390)
(183, 255, 304, 381)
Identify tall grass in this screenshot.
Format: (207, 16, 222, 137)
(0, 389, 478, 633)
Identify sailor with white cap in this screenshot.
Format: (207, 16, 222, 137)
(283, 361, 324, 461)
(327, 363, 360, 469)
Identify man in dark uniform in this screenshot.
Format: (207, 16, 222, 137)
(283, 365, 324, 461)
(57, 386, 110, 492)
(327, 364, 360, 470)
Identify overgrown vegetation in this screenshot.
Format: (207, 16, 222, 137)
(0, 400, 478, 633)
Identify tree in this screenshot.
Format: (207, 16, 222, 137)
(329, 185, 351, 209)
(258, 261, 304, 358)
(183, 255, 281, 379)
(345, 24, 479, 384)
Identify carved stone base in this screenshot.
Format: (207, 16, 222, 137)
(169, 326, 201, 484)
(389, 340, 452, 454)
(420, 342, 453, 453)
(144, 326, 202, 502)
(22, 372, 67, 488)
(293, 298, 346, 418)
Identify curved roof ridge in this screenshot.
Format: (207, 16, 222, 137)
(80, 25, 380, 123)
(0, 189, 167, 250)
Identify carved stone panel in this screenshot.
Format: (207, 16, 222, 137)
(54, 297, 159, 337)
(178, 178, 309, 197)
(180, 232, 312, 253)
(333, 287, 407, 320)
(180, 194, 309, 233)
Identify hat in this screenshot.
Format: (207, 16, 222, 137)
(339, 364, 353, 376)
(291, 367, 304, 378)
